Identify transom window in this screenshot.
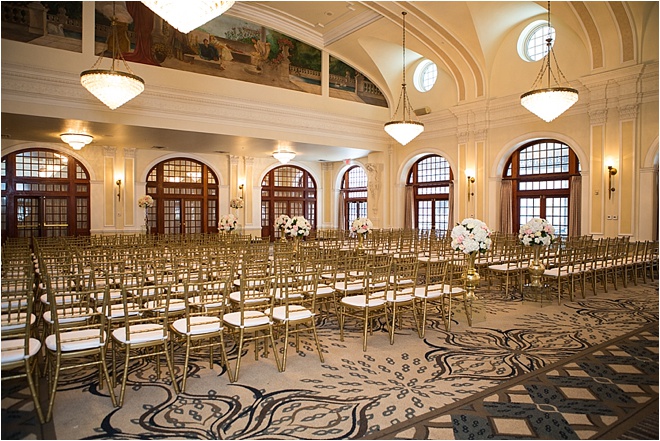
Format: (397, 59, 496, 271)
(413, 59, 438, 92)
(504, 140, 580, 237)
(340, 166, 367, 230)
(518, 20, 555, 62)
(407, 154, 453, 233)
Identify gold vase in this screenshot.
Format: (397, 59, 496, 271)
(293, 235, 301, 254)
(280, 227, 287, 243)
(528, 246, 546, 287)
(144, 209, 149, 234)
(464, 252, 480, 299)
(357, 232, 365, 250)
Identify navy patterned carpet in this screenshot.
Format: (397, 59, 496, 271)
(2, 282, 658, 440)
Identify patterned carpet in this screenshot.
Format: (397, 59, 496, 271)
(2, 282, 658, 440)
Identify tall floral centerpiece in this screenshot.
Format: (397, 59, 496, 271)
(218, 213, 238, 233)
(519, 217, 556, 287)
(230, 197, 244, 210)
(137, 195, 154, 234)
(275, 214, 291, 243)
(283, 215, 311, 253)
(351, 217, 373, 250)
(450, 218, 492, 306)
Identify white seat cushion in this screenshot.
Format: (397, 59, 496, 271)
(268, 305, 314, 322)
(386, 292, 413, 303)
(172, 316, 222, 336)
(341, 294, 386, 308)
(224, 310, 271, 328)
(98, 303, 140, 319)
(1, 337, 41, 364)
(334, 281, 364, 293)
(1, 312, 36, 330)
(112, 324, 166, 344)
(413, 286, 444, 300)
(46, 329, 106, 352)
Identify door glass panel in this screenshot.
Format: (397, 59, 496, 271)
(185, 200, 202, 234)
(545, 197, 569, 237)
(16, 197, 40, 238)
(44, 197, 67, 237)
(519, 197, 541, 226)
(290, 201, 304, 217)
(417, 200, 432, 230)
(164, 199, 181, 235)
(434, 199, 449, 233)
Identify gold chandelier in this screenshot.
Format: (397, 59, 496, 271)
(141, 0, 235, 34)
(520, 1, 578, 122)
(384, 11, 424, 146)
(80, 3, 144, 110)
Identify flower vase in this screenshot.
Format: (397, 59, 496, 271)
(528, 246, 545, 287)
(280, 227, 287, 243)
(144, 209, 149, 234)
(357, 233, 365, 250)
(293, 235, 301, 254)
(464, 252, 480, 299)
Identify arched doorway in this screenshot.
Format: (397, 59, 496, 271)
(340, 165, 367, 230)
(406, 154, 453, 234)
(503, 139, 581, 237)
(145, 158, 219, 234)
(1, 148, 91, 238)
(260, 165, 317, 240)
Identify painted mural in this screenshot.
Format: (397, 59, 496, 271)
(329, 55, 387, 107)
(1, 1, 83, 52)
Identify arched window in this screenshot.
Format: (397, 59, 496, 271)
(407, 154, 453, 233)
(340, 165, 367, 230)
(145, 158, 219, 235)
(261, 165, 317, 240)
(504, 139, 580, 237)
(1, 149, 90, 238)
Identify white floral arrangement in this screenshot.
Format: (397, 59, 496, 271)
(519, 217, 556, 246)
(451, 218, 492, 254)
(351, 217, 373, 235)
(218, 213, 238, 232)
(137, 195, 154, 209)
(283, 215, 311, 237)
(230, 197, 244, 209)
(274, 214, 290, 230)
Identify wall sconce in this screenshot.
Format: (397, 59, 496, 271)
(466, 170, 475, 202)
(116, 179, 122, 202)
(238, 184, 244, 199)
(607, 165, 617, 200)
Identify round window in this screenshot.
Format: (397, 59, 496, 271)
(413, 59, 438, 92)
(517, 20, 555, 62)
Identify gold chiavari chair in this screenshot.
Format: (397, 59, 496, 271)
(542, 246, 574, 304)
(44, 285, 117, 421)
(224, 270, 281, 382)
(169, 280, 234, 390)
(111, 283, 180, 407)
(339, 255, 392, 351)
(413, 259, 450, 336)
(386, 253, 419, 344)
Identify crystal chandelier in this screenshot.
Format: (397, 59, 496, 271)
(273, 149, 296, 164)
(520, 1, 578, 122)
(141, 0, 235, 34)
(60, 133, 93, 150)
(80, 3, 144, 110)
(384, 11, 424, 146)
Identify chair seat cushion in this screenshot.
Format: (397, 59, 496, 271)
(224, 310, 271, 328)
(98, 303, 140, 319)
(386, 292, 413, 303)
(413, 285, 443, 300)
(341, 294, 386, 308)
(144, 298, 185, 313)
(1, 337, 41, 364)
(1, 312, 36, 330)
(228, 291, 270, 305)
(172, 316, 222, 335)
(112, 324, 166, 344)
(46, 329, 107, 352)
(268, 305, 314, 322)
(334, 281, 364, 293)
(42, 308, 92, 325)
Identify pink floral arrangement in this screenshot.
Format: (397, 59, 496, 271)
(137, 195, 154, 208)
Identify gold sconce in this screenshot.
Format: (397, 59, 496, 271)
(607, 165, 617, 200)
(239, 184, 244, 199)
(466, 170, 475, 202)
(116, 179, 122, 202)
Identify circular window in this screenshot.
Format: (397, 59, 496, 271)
(413, 59, 438, 92)
(517, 20, 555, 62)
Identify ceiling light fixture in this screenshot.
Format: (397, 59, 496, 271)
(520, 1, 578, 122)
(384, 11, 424, 146)
(141, 0, 235, 34)
(80, 2, 144, 110)
(60, 133, 93, 150)
(273, 149, 296, 164)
